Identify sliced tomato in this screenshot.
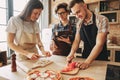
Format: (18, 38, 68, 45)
(68, 62, 76, 69)
(61, 67, 69, 72)
(61, 62, 77, 72)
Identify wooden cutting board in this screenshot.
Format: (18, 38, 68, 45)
(60, 68, 80, 75)
(69, 76, 95, 80)
(16, 59, 53, 73)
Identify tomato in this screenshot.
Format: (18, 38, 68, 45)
(68, 62, 76, 69)
(61, 62, 77, 72)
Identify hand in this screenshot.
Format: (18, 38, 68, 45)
(57, 36, 71, 44)
(30, 53, 40, 60)
(66, 54, 74, 63)
(76, 61, 90, 70)
(43, 51, 51, 57)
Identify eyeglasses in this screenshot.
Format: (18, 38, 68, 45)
(57, 12, 66, 16)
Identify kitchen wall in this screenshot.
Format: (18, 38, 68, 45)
(49, 0, 71, 24)
(108, 24, 120, 45)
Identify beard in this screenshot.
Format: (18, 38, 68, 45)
(84, 9, 92, 22)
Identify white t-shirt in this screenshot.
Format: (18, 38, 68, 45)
(6, 16, 40, 44)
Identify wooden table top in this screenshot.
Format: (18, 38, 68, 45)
(0, 55, 120, 80)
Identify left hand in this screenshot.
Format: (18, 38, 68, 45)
(43, 51, 51, 57)
(66, 53, 74, 63)
(57, 36, 71, 44)
(76, 61, 90, 70)
(30, 53, 40, 60)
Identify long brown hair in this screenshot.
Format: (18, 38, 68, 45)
(20, 0, 43, 21)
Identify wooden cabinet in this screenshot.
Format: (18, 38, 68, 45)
(87, 0, 120, 24)
(100, 10, 120, 24)
(0, 51, 7, 66)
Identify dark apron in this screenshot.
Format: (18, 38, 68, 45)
(80, 13, 108, 60)
(53, 24, 74, 56)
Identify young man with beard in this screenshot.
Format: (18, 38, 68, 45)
(67, 0, 109, 69)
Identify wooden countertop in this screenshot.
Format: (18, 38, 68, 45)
(107, 44, 120, 62)
(0, 55, 120, 80)
(107, 44, 120, 50)
(79, 43, 120, 62)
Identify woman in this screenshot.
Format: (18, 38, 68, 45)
(50, 3, 76, 56)
(6, 0, 51, 61)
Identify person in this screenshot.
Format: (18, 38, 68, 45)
(67, 0, 109, 69)
(6, 0, 51, 61)
(50, 3, 76, 56)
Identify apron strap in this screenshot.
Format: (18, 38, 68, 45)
(18, 21, 24, 45)
(18, 21, 36, 45)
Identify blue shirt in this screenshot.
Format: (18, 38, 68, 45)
(52, 21, 76, 43)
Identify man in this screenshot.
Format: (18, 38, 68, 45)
(67, 0, 109, 69)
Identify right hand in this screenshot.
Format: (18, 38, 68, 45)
(66, 53, 74, 63)
(42, 51, 51, 57)
(57, 36, 71, 44)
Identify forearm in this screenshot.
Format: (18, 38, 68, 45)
(86, 32, 107, 64)
(7, 33, 31, 56)
(69, 32, 81, 56)
(8, 42, 29, 56)
(38, 41, 45, 53)
(85, 44, 103, 64)
(70, 42, 79, 55)
(36, 33, 45, 53)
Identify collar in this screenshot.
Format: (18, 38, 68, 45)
(58, 21, 69, 27)
(84, 13, 93, 26)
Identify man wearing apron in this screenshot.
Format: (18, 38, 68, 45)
(67, 0, 109, 69)
(6, 0, 51, 61)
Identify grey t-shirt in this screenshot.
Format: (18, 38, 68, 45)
(6, 16, 40, 44)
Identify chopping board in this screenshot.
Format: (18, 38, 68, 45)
(16, 59, 53, 73)
(32, 59, 53, 69)
(60, 68, 80, 75)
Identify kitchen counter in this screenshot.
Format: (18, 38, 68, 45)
(0, 55, 120, 80)
(79, 43, 120, 62)
(107, 44, 120, 62)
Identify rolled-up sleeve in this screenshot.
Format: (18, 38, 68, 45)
(96, 15, 109, 33)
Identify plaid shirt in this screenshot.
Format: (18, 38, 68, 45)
(84, 13, 109, 33)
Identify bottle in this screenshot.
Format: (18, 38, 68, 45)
(104, 2, 108, 11)
(11, 53, 17, 72)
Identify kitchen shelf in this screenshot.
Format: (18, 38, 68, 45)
(87, 0, 120, 24)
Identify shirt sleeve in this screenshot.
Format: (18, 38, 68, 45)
(96, 15, 109, 33)
(6, 17, 17, 33)
(51, 24, 56, 39)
